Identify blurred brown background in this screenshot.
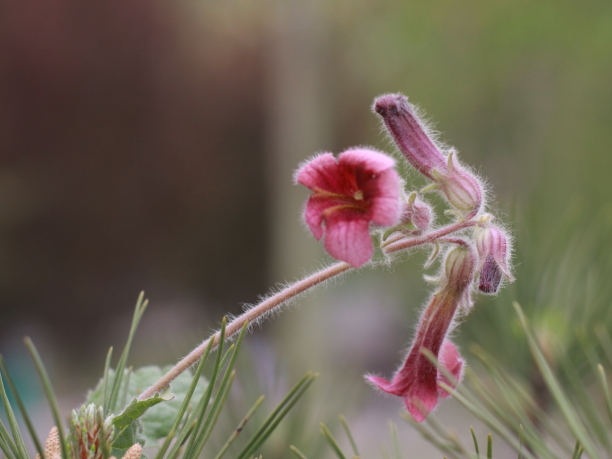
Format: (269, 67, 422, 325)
(2, 0, 612, 456)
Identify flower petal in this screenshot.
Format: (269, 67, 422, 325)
(303, 196, 329, 240)
(338, 148, 396, 175)
(295, 153, 341, 192)
(437, 340, 464, 398)
(324, 214, 372, 267)
(368, 169, 401, 226)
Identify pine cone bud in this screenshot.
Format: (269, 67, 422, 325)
(70, 404, 114, 459)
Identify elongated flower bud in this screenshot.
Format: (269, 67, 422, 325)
(373, 94, 446, 180)
(373, 94, 483, 216)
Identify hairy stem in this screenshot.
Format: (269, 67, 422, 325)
(383, 219, 478, 254)
(138, 218, 478, 400)
(138, 261, 352, 400)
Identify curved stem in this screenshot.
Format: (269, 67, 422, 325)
(383, 219, 478, 255)
(138, 261, 352, 400)
(138, 218, 478, 400)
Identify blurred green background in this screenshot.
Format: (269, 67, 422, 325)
(1, 0, 612, 456)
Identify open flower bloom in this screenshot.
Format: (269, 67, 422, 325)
(366, 246, 473, 421)
(295, 148, 401, 267)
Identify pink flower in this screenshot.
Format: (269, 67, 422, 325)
(366, 246, 473, 421)
(295, 148, 401, 267)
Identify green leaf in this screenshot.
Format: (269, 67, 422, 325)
(111, 418, 146, 459)
(113, 391, 173, 433)
(88, 365, 209, 447)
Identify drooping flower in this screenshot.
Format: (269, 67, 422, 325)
(295, 148, 401, 267)
(373, 94, 483, 216)
(475, 222, 514, 294)
(366, 245, 474, 421)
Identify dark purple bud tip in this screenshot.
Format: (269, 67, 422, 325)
(373, 94, 405, 118)
(478, 255, 503, 294)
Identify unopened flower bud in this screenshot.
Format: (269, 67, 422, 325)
(475, 223, 513, 294)
(399, 192, 433, 234)
(443, 245, 475, 296)
(373, 94, 446, 180)
(373, 94, 483, 216)
(432, 151, 483, 216)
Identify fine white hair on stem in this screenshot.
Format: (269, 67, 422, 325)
(138, 215, 483, 401)
(137, 260, 353, 400)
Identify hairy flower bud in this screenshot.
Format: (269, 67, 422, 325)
(475, 223, 513, 294)
(432, 151, 483, 215)
(443, 245, 476, 300)
(373, 94, 483, 216)
(373, 94, 446, 180)
(399, 192, 433, 234)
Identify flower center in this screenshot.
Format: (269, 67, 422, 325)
(353, 190, 364, 200)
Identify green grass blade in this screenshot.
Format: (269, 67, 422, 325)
(235, 372, 317, 459)
(165, 420, 197, 459)
(189, 322, 249, 458)
(154, 338, 214, 459)
(470, 426, 479, 459)
(289, 445, 309, 459)
(101, 347, 113, 412)
(513, 302, 601, 459)
(571, 441, 582, 459)
(517, 425, 523, 459)
(486, 434, 492, 459)
(189, 370, 236, 458)
(0, 420, 19, 459)
(183, 319, 227, 459)
(320, 423, 347, 459)
(24, 337, 68, 459)
(120, 367, 133, 411)
(0, 373, 28, 459)
(212, 395, 265, 459)
(338, 415, 359, 458)
(437, 382, 540, 459)
(0, 356, 43, 458)
(0, 434, 17, 459)
(596, 365, 612, 426)
(108, 293, 148, 413)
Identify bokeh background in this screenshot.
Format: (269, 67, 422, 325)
(2, 0, 612, 457)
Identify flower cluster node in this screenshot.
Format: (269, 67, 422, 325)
(293, 94, 514, 421)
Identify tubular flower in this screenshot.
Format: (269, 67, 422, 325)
(475, 223, 514, 294)
(295, 148, 401, 267)
(373, 94, 483, 216)
(366, 245, 474, 421)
